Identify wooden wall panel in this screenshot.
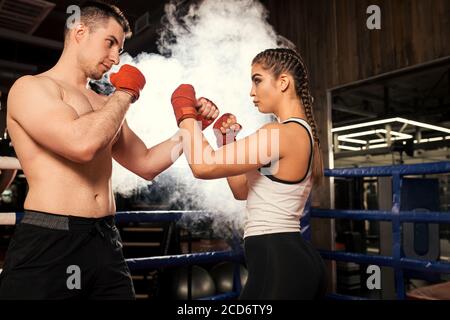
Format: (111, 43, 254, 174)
(265, 0, 450, 89)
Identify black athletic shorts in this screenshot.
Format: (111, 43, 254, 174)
(0, 210, 135, 300)
(240, 232, 327, 300)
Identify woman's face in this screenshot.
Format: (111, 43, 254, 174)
(250, 63, 280, 114)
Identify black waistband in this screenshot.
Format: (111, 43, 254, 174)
(21, 210, 115, 232)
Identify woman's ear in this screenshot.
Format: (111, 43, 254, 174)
(279, 74, 290, 92)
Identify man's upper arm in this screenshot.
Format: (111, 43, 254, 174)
(7, 76, 85, 161)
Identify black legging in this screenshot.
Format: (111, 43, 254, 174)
(240, 232, 327, 300)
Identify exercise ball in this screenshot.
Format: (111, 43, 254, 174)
(171, 265, 216, 299)
(210, 262, 248, 293)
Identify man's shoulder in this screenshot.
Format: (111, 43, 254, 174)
(10, 74, 61, 100)
(7, 75, 64, 118)
(10, 75, 35, 91)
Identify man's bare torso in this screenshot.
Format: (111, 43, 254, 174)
(7, 73, 120, 218)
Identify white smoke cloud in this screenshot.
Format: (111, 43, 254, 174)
(111, 0, 280, 235)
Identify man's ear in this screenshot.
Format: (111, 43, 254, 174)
(279, 74, 290, 92)
(73, 23, 88, 43)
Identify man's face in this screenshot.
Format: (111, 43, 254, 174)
(77, 17, 125, 80)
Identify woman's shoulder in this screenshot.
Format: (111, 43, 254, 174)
(281, 121, 313, 154)
(256, 121, 311, 142)
(259, 121, 283, 131)
(283, 119, 312, 137)
(259, 120, 310, 136)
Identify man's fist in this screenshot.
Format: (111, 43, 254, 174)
(213, 113, 242, 147)
(171, 84, 197, 126)
(196, 97, 220, 130)
(110, 64, 146, 103)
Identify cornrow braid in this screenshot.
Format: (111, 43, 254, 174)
(252, 48, 324, 184)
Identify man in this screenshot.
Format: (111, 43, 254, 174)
(0, 1, 218, 299)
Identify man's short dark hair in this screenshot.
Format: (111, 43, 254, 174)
(64, 1, 132, 40)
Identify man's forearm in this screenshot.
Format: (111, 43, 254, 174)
(144, 131, 183, 178)
(73, 91, 132, 155)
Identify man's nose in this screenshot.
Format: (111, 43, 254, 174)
(110, 51, 120, 65)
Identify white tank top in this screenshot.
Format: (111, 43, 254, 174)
(244, 118, 314, 238)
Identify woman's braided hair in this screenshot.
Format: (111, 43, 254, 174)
(252, 48, 324, 184)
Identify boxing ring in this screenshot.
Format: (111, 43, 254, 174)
(0, 160, 449, 300)
(117, 211, 245, 300)
(312, 161, 450, 300)
(0, 210, 245, 300)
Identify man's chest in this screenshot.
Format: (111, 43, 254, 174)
(60, 84, 121, 146)
(62, 86, 108, 116)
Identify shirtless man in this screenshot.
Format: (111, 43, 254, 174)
(0, 1, 218, 299)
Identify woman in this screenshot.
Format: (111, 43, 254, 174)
(171, 48, 327, 300)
